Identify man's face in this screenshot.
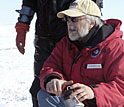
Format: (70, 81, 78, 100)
(67, 16, 90, 41)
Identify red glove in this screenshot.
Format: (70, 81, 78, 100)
(15, 22, 29, 54)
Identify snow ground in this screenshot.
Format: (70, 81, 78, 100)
(0, 25, 35, 107)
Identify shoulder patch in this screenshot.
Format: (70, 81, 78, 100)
(91, 48, 101, 58)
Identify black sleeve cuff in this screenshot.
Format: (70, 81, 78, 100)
(44, 73, 62, 89)
(86, 98, 97, 107)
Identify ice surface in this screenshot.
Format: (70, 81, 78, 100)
(0, 25, 35, 107)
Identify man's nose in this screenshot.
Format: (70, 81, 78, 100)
(67, 18, 73, 23)
(67, 19, 74, 25)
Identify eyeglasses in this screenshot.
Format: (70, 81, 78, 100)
(63, 16, 86, 23)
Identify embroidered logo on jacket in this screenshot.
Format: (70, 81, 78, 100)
(91, 48, 101, 57)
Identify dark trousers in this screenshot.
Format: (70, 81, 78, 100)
(29, 36, 59, 107)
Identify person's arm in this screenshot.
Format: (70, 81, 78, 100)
(39, 38, 67, 91)
(92, 40, 124, 106)
(15, 0, 36, 54)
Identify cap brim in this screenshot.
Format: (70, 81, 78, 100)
(57, 8, 85, 18)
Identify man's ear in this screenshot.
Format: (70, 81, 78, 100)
(89, 21, 96, 30)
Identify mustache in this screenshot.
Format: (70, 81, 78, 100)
(68, 26, 77, 31)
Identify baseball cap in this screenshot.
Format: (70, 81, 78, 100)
(57, 0, 101, 18)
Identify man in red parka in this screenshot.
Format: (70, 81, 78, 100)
(15, 0, 103, 106)
(38, 0, 124, 106)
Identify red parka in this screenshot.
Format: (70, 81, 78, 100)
(40, 19, 124, 107)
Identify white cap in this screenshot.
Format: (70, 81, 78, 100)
(57, 0, 101, 18)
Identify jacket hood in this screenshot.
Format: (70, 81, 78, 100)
(104, 19, 123, 38)
(105, 19, 122, 30)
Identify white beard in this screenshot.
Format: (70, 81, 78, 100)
(79, 23, 89, 39)
(68, 23, 89, 41)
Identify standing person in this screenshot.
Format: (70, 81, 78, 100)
(38, 0, 124, 106)
(15, 0, 103, 106)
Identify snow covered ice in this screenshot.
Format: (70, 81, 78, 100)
(0, 25, 35, 107)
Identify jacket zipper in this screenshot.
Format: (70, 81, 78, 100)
(70, 51, 83, 75)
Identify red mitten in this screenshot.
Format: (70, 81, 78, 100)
(15, 22, 29, 54)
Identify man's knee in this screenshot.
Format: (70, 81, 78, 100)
(37, 89, 48, 100)
(37, 89, 65, 107)
(37, 89, 51, 107)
